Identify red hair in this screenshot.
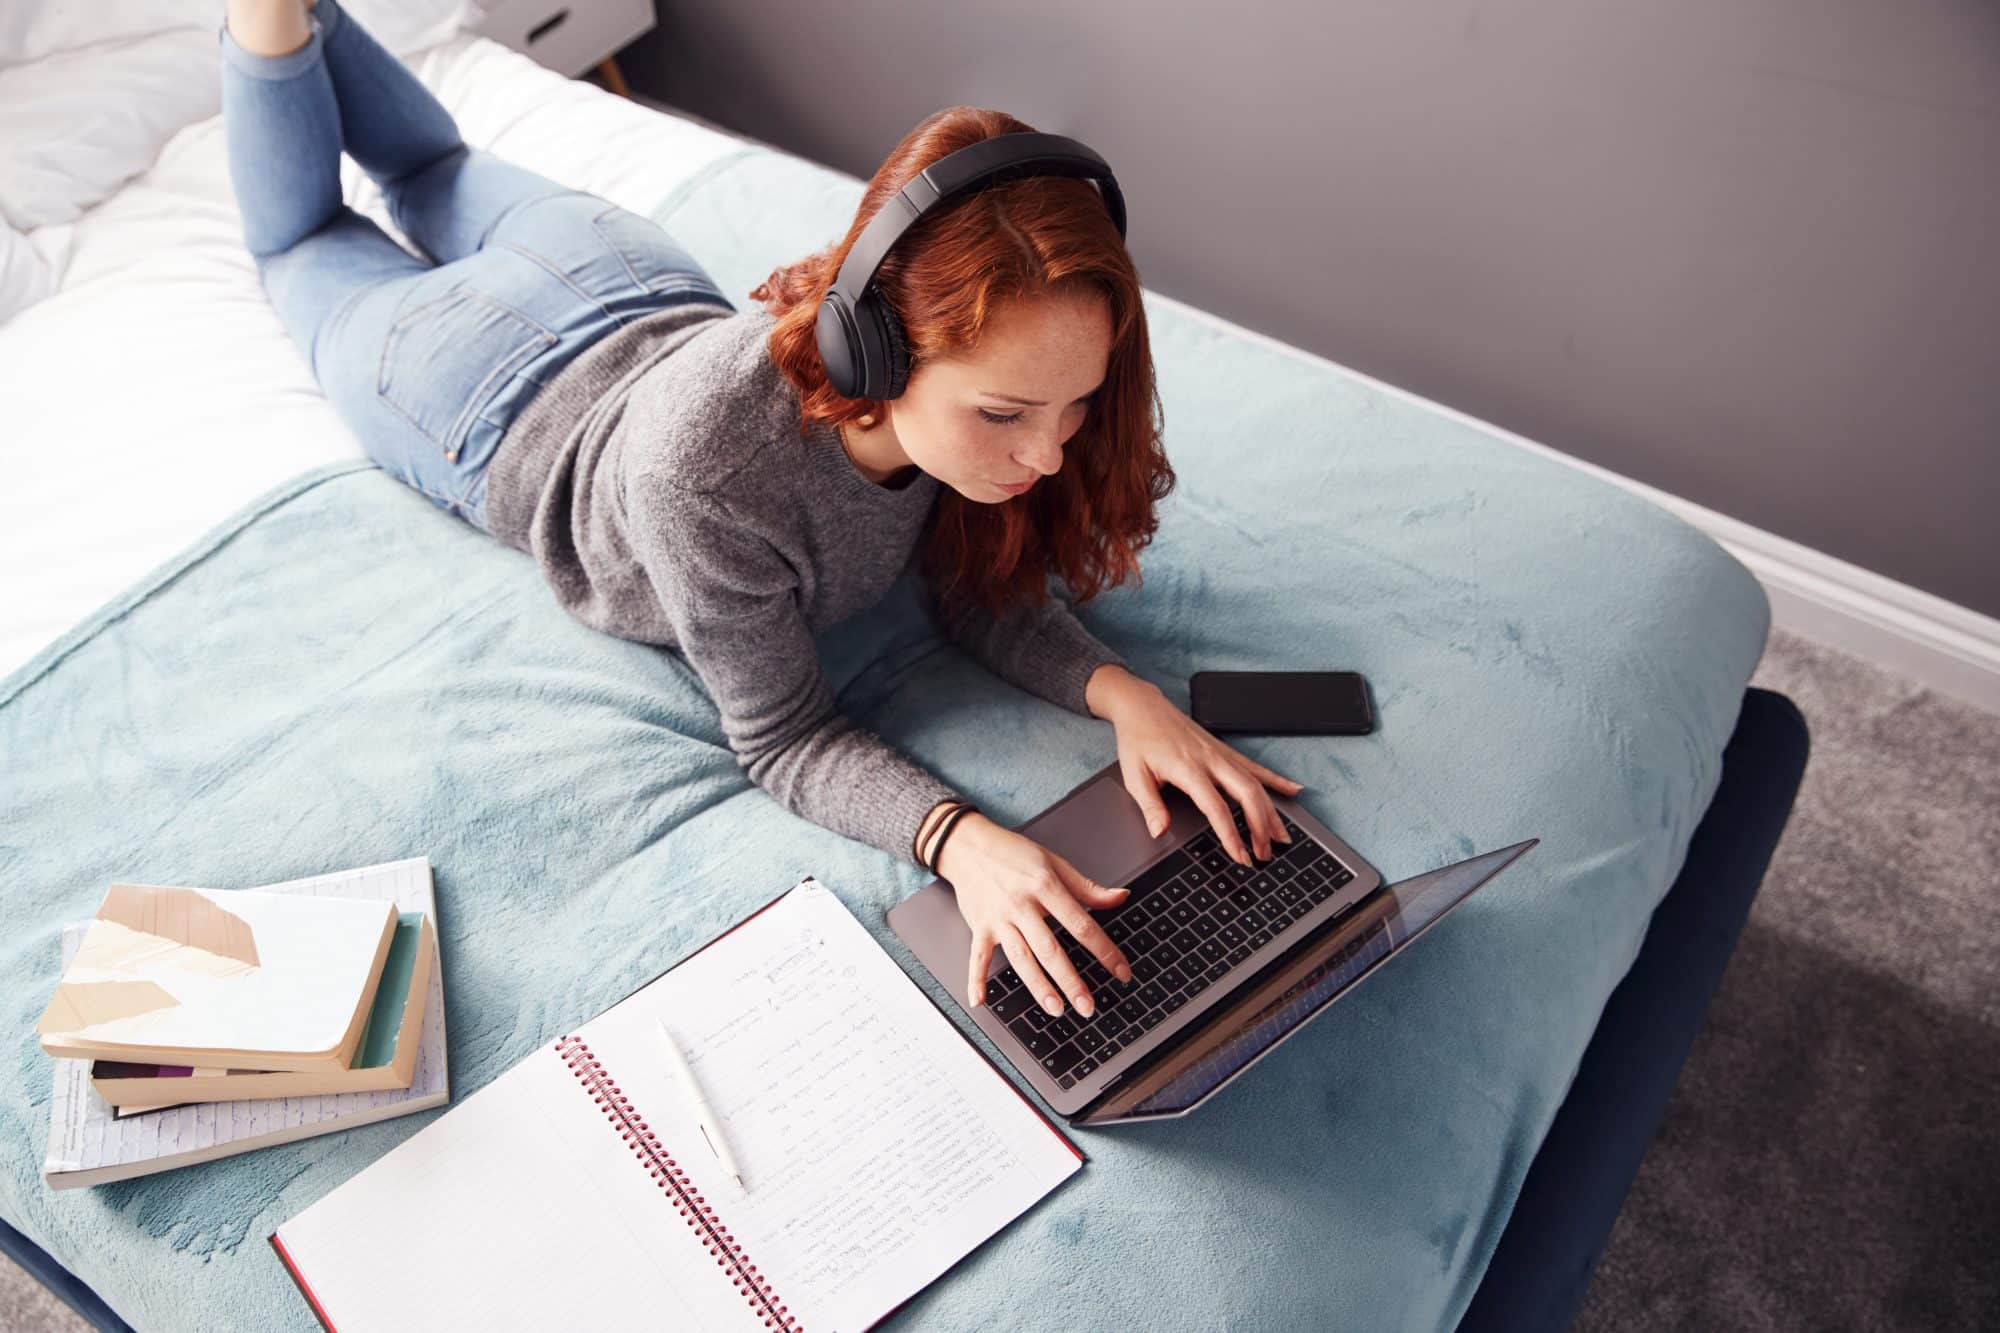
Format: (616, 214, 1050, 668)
(747, 106, 1174, 621)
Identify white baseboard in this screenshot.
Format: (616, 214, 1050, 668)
(1151, 292, 2000, 716)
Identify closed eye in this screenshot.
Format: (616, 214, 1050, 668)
(978, 391, 1098, 427)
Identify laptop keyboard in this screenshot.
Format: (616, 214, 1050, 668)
(981, 808, 1357, 1090)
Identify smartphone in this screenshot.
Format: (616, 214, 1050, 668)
(1188, 670, 1375, 736)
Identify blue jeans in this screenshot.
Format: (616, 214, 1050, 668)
(218, 0, 734, 530)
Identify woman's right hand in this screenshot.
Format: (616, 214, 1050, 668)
(936, 812, 1136, 1019)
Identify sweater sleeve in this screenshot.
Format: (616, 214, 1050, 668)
(931, 580, 1130, 718)
(635, 482, 962, 864)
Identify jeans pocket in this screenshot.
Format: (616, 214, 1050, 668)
(376, 288, 555, 460)
(590, 203, 725, 300)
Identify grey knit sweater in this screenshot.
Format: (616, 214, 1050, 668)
(484, 303, 1129, 864)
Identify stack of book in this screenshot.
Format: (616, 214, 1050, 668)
(36, 858, 450, 1189)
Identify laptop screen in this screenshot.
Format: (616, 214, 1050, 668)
(1112, 841, 1536, 1118)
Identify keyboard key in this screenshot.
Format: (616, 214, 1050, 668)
(1130, 954, 1161, 982)
(1170, 926, 1203, 956)
(1014, 1025, 1057, 1059)
(1058, 1072, 1076, 1089)
(1043, 1041, 1085, 1077)
(991, 988, 1034, 1023)
(1076, 1026, 1105, 1054)
(1247, 927, 1273, 949)
(1205, 959, 1229, 982)
(1208, 897, 1239, 924)
(1129, 927, 1159, 954)
(1198, 938, 1226, 964)
(1073, 1056, 1098, 1079)
(1225, 945, 1252, 966)
(1100, 1036, 1123, 1058)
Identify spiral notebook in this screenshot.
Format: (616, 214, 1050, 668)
(271, 876, 1085, 1331)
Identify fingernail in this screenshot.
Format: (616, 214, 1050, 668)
(1113, 886, 1131, 896)
(1074, 994, 1094, 1017)
(1275, 827, 1292, 843)
(1043, 996, 1062, 1016)
(1116, 963, 1132, 982)
(1148, 819, 1165, 837)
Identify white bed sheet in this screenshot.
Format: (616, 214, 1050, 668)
(0, 32, 751, 681)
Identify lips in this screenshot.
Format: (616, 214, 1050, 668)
(997, 478, 1036, 495)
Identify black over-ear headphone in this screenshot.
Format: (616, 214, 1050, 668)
(814, 131, 1127, 402)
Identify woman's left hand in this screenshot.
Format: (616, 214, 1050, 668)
(1086, 666, 1305, 867)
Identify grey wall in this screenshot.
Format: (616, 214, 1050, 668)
(621, 0, 2000, 619)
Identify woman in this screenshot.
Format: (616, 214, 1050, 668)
(220, 0, 1305, 1021)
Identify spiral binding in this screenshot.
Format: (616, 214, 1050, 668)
(555, 1034, 802, 1331)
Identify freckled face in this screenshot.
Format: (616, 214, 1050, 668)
(886, 291, 1113, 504)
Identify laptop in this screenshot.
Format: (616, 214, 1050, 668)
(888, 760, 1537, 1124)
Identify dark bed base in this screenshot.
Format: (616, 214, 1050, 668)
(2, 688, 1809, 1333)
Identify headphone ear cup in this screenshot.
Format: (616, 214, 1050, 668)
(880, 303, 911, 399)
(814, 293, 861, 399)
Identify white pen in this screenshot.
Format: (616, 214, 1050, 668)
(656, 1019, 745, 1191)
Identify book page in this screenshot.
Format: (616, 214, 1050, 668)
(42, 859, 447, 1185)
(275, 1045, 758, 1331)
(578, 879, 1083, 1332)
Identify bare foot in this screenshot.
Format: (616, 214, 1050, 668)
(227, 0, 312, 57)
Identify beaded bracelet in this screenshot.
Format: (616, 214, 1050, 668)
(922, 802, 980, 873)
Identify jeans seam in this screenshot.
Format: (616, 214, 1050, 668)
(375, 289, 556, 453)
(477, 189, 579, 251)
(491, 240, 616, 324)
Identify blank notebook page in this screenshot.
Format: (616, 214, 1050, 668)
(275, 879, 1082, 1332)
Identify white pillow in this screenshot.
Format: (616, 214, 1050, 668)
(0, 221, 67, 324)
(0, 28, 221, 231)
(0, 1, 472, 321)
(0, 1, 471, 65)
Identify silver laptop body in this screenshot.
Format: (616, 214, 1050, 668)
(888, 759, 1536, 1124)
(892, 752, 1528, 1112)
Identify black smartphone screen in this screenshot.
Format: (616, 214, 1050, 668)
(1188, 671, 1375, 736)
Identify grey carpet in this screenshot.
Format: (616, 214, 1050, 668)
(4, 628, 1994, 1332)
(1575, 629, 2000, 1331)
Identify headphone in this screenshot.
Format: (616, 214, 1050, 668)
(814, 131, 1127, 402)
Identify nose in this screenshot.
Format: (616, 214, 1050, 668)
(1017, 431, 1065, 478)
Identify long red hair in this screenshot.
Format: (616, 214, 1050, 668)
(748, 106, 1173, 621)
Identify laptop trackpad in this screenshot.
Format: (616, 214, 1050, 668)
(1015, 767, 1206, 888)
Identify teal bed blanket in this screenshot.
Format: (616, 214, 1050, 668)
(0, 143, 1768, 1331)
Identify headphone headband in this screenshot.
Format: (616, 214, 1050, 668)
(829, 132, 1127, 311)
(816, 130, 1126, 401)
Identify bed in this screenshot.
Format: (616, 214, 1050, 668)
(0, 7, 1807, 1330)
